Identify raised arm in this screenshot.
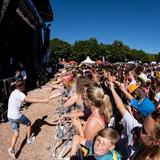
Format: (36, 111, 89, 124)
(109, 82, 127, 116)
(114, 81, 134, 100)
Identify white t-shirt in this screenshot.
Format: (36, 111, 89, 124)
(7, 89, 26, 119)
(116, 111, 142, 159)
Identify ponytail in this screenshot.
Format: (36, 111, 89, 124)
(99, 94, 113, 122)
(86, 85, 113, 122)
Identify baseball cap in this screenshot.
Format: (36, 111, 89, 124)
(128, 84, 138, 94)
(130, 98, 155, 116)
(138, 73, 151, 83)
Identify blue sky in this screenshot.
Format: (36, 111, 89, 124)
(50, 0, 160, 54)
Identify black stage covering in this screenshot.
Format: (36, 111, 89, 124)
(0, 0, 53, 121)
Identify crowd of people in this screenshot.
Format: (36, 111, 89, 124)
(7, 62, 160, 160)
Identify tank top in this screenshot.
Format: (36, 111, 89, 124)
(87, 112, 106, 127)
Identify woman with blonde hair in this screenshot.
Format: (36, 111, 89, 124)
(72, 85, 113, 140)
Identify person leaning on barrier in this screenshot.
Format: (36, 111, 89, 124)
(59, 76, 93, 121)
(49, 72, 75, 99)
(70, 127, 121, 160)
(72, 85, 113, 141)
(7, 80, 49, 160)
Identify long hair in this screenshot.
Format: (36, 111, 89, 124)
(135, 109, 160, 160)
(135, 146, 160, 160)
(86, 85, 113, 121)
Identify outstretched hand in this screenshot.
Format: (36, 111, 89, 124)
(112, 80, 126, 91)
(71, 117, 82, 130)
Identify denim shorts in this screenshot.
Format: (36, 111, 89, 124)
(8, 114, 31, 131)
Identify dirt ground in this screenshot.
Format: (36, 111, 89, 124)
(0, 86, 63, 160)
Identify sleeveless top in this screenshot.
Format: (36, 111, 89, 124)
(86, 112, 106, 128)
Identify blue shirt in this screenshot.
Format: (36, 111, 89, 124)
(85, 140, 121, 160)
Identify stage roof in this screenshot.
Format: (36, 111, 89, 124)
(32, 0, 53, 22)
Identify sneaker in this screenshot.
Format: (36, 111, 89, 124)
(8, 148, 16, 159)
(27, 135, 35, 144)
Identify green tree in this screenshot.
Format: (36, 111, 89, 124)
(107, 40, 129, 62)
(129, 49, 148, 62)
(155, 52, 160, 62)
(49, 37, 155, 63)
(50, 38, 72, 63)
(70, 38, 100, 62)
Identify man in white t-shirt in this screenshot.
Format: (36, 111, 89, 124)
(109, 82, 142, 160)
(7, 80, 49, 159)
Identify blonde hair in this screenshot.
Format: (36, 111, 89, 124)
(128, 70, 137, 79)
(97, 127, 119, 145)
(86, 85, 113, 121)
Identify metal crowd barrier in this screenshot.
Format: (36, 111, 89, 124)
(52, 92, 77, 160)
(0, 76, 15, 122)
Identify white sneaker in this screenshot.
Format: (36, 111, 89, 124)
(27, 135, 35, 144)
(8, 148, 16, 159)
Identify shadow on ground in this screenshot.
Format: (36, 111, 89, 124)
(16, 136, 27, 158)
(16, 115, 54, 158)
(32, 115, 55, 137)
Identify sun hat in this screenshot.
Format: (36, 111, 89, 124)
(128, 84, 138, 94)
(138, 73, 151, 83)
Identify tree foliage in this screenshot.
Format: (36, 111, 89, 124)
(155, 52, 160, 62)
(49, 38, 159, 63)
(50, 38, 72, 62)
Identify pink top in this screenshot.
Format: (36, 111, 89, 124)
(86, 112, 106, 127)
